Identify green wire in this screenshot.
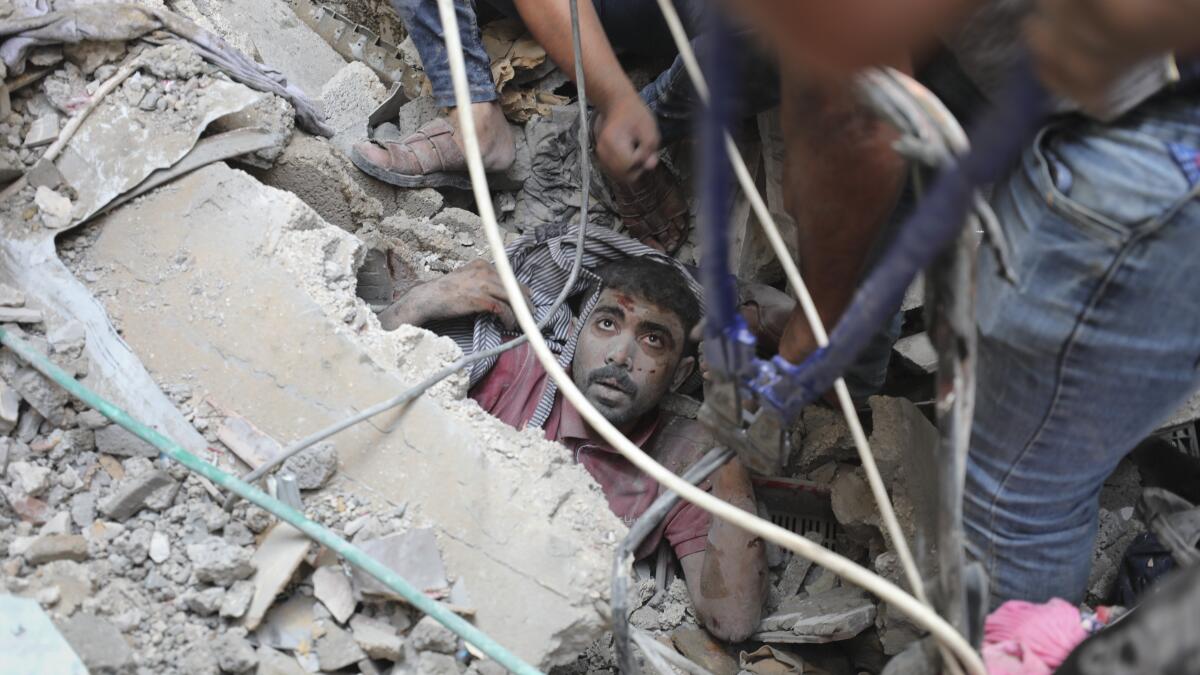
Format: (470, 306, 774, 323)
(0, 327, 543, 675)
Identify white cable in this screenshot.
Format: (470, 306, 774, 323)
(431, 0, 984, 672)
(651, 0, 932, 615)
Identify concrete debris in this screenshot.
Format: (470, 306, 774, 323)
(256, 646, 309, 675)
(0, 283, 26, 307)
(409, 615, 458, 654)
(795, 405, 856, 472)
(351, 529, 449, 599)
(243, 523, 312, 630)
(319, 61, 387, 156)
(7, 460, 51, 496)
(259, 132, 387, 232)
(867, 395, 939, 489)
(34, 185, 73, 229)
(893, 332, 937, 374)
(351, 614, 404, 660)
(213, 628, 260, 673)
(313, 564, 357, 623)
(99, 470, 178, 521)
(187, 536, 256, 586)
(23, 112, 60, 148)
(148, 530, 170, 563)
(24, 533, 88, 565)
(221, 579, 255, 619)
(56, 612, 134, 675)
(0, 595, 88, 675)
(4, 366, 69, 426)
(94, 424, 159, 458)
(316, 621, 368, 671)
(209, 93, 297, 167)
(280, 441, 337, 490)
(396, 188, 446, 220)
(671, 625, 739, 675)
(185, 586, 227, 616)
(756, 587, 877, 644)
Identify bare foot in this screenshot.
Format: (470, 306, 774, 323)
(447, 102, 515, 172)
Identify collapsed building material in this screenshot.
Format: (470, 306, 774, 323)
(80, 162, 623, 667)
(0, 595, 89, 675)
(243, 522, 313, 630)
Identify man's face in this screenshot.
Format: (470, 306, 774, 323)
(572, 288, 695, 430)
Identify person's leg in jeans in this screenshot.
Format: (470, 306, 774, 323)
(965, 93, 1200, 609)
(352, 0, 514, 186)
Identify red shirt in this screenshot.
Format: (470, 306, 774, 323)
(470, 342, 712, 560)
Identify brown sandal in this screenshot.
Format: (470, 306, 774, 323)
(351, 118, 482, 189)
(609, 163, 690, 255)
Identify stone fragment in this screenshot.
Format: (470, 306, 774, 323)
(149, 530, 170, 563)
(316, 622, 367, 671)
(351, 529, 448, 600)
(396, 188, 444, 219)
(259, 133, 385, 232)
(213, 629, 260, 673)
(23, 113, 60, 147)
(56, 612, 134, 674)
(796, 406, 856, 471)
(432, 207, 482, 234)
(418, 651, 460, 674)
(409, 615, 457, 654)
(7, 368, 68, 425)
(0, 283, 25, 307)
(94, 424, 158, 458)
(34, 559, 92, 615)
(318, 61, 386, 155)
(8, 460, 51, 496)
(350, 614, 403, 661)
(185, 587, 226, 615)
(256, 646, 308, 675)
(25, 534, 88, 564)
(876, 602, 921, 655)
(0, 379, 20, 435)
(757, 587, 877, 644)
(280, 442, 336, 490)
(221, 580, 255, 619)
(75, 410, 109, 429)
(0, 438, 11, 474)
(867, 396, 939, 488)
(776, 546, 818, 599)
(313, 565, 356, 623)
(34, 186, 73, 229)
(830, 467, 880, 543)
(69, 493, 96, 529)
(244, 522, 311, 629)
(893, 332, 937, 374)
(187, 536, 256, 586)
(99, 470, 177, 521)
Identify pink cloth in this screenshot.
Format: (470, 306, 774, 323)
(982, 599, 1089, 674)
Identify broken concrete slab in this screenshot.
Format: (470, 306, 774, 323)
(0, 595, 88, 675)
(94, 424, 158, 458)
(55, 612, 134, 674)
(756, 587, 877, 644)
(316, 621, 367, 671)
(99, 470, 177, 521)
(85, 163, 623, 668)
(351, 528, 448, 599)
(243, 522, 312, 630)
(313, 564, 356, 623)
(350, 614, 403, 661)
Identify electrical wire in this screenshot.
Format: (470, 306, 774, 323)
(0, 328, 544, 675)
(648, 0, 933, 623)
(612, 447, 734, 674)
(431, 0, 986, 671)
(222, 0, 595, 510)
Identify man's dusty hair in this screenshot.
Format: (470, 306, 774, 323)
(592, 256, 702, 338)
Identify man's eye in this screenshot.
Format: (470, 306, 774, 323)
(644, 334, 663, 347)
(599, 318, 615, 330)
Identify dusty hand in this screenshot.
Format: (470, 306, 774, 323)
(1026, 0, 1200, 113)
(595, 92, 660, 185)
(379, 259, 531, 330)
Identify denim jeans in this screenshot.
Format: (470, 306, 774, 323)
(388, 0, 778, 144)
(964, 90, 1200, 609)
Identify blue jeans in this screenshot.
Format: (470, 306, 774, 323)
(389, 0, 778, 144)
(964, 90, 1200, 609)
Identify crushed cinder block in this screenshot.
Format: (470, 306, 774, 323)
(94, 424, 158, 458)
(56, 612, 134, 674)
(280, 441, 336, 490)
(186, 536, 255, 586)
(409, 615, 458, 654)
(350, 614, 403, 661)
(99, 470, 178, 521)
(316, 621, 367, 671)
(24, 534, 88, 565)
(85, 163, 624, 668)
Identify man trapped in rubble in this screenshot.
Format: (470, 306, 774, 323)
(378, 225, 769, 641)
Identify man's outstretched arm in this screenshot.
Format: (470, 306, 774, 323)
(378, 259, 530, 330)
(509, 0, 659, 183)
(679, 458, 768, 641)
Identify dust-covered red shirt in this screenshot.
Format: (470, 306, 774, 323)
(469, 341, 712, 560)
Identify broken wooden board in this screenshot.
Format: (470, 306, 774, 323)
(83, 164, 624, 668)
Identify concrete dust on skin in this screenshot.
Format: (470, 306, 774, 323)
(81, 163, 624, 667)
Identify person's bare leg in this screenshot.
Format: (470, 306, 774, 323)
(776, 69, 908, 364)
(447, 101, 515, 170)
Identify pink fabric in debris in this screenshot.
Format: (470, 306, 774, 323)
(982, 598, 1088, 674)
